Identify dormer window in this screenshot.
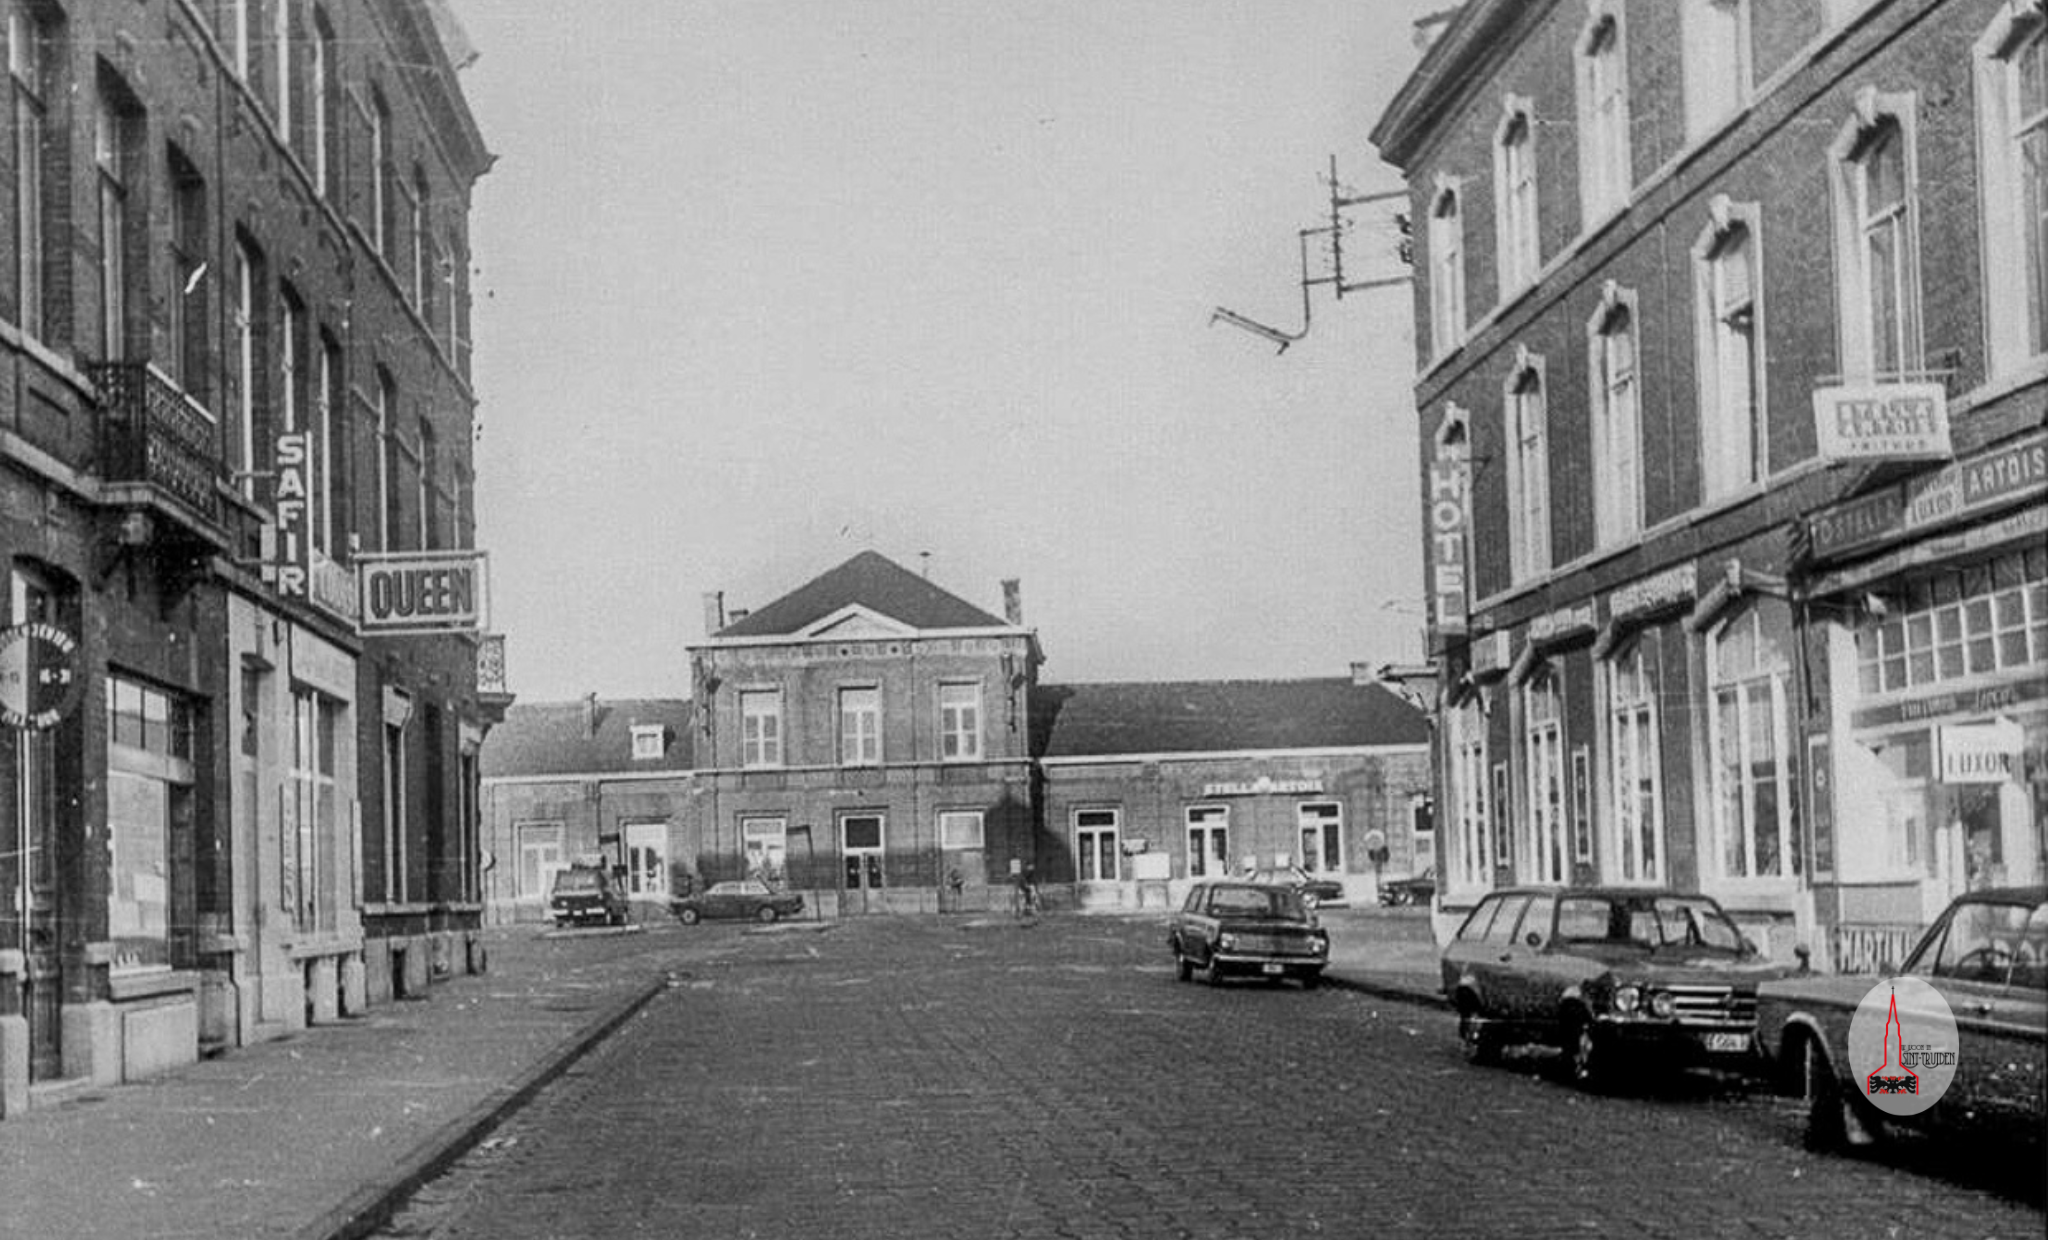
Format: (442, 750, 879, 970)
(630, 724, 664, 761)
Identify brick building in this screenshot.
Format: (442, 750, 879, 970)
(481, 552, 1430, 921)
(1, 0, 497, 1117)
(1372, 0, 2045, 964)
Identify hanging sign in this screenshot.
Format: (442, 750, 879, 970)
(0, 622, 82, 730)
(1427, 457, 1470, 635)
(357, 551, 486, 634)
(1812, 382, 1951, 463)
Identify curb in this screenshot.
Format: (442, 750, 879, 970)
(1322, 972, 1450, 1010)
(294, 973, 670, 1240)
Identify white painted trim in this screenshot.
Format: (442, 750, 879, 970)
(1038, 744, 1428, 767)
(691, 624, 1034, 651)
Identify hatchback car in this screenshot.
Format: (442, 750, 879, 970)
(1442, 887, 1791, 1088)
(549, 865, 628, 928)
(1168, 880, 1329, 988)
(1757, 885, 2046, 1153)
(670, 879, 805, 925)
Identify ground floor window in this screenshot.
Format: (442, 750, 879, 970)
(1185, 805, 1227, 878)
(106, 675, 194, 974)
(1298, 801, 1343, 874)
(1450, 701, 1489, 888)
(624, 820, 668, 897)
(288, 687, 340, 932)
(1523, 668, 1567, 884)
(1075, 808, 1120, 882)
(743, 816, 789, 886)
(1708, 603, 1797, 880)
(516, 821, 564, 897)
(938, 810, 984, 851)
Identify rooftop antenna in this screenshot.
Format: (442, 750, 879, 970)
(1209, 155, 1413, 354)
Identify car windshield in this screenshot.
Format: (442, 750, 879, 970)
(1207, 886, 1307, 919)
(553, 870, 601, 892)
(1553, 895, 1744, 952)
(1908, 897, 2048, 987)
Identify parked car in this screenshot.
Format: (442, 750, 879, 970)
(1757, 885, 2046, 1153)
(1243, 866, 1346, 907)
(671, 879, 805, 925)
(1441, 887, 1791, 1089)
(1168, 880, 1329, 988)
(549, 865, 628, 928)
(1379, 867, 1436, 907)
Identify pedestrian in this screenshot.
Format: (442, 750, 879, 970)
(1014, 864, 1040, 919)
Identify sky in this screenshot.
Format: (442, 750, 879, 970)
(453, 1, 1448, 704)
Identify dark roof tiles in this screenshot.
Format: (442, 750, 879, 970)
(481, 698, 694, 778)
(717, 550, 1007, 637)
(1032, 678, 1427, 758)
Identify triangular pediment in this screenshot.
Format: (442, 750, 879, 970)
(802, 605, 917, 639)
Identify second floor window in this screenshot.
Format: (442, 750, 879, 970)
(1505, 362, 1550, 582)
(1695, 209, 1764, 500)
(1577, 9, 1630, 220)
(939, 682, 981, 761)
(96, 81, 138, 362)
(838, 686, 880, 765)
(741, 690, 782, 767)
(12, 6, 53, 342)
(1495, 107, 1540, 296)
(1835, 112, 1922, 380)
(1429, 184, 1465, 358)
(1683, 0, 1751, 140)
(1591, 297, 1641, 544)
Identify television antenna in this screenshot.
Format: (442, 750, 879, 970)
(1210, 155, 1413, 354)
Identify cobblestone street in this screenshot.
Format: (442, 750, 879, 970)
(372, 915, 2044, 1240)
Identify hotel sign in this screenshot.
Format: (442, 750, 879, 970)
(358, 551, 486, 635)
(1428, 458, 1471, 634)
(1810, 429, 2048, 560)
(1812, 382, 1950, 463)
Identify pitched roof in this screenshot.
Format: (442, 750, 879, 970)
(717, 550, 1007, 637)
(481, 698, 695, 778)
(1031, 678, 1428, 759)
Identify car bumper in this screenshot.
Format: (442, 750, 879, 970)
(1598, 1018, 1761, 1063)
(1209, 953, 1327, 977)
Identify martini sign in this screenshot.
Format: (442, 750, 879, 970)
(0, 621, 82, 731)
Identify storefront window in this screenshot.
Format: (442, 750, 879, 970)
(106, 675, 194, 973)
(1450, 701, 1490, 890)
(1523, 668, 1567, 884)
(1708, 604, 1798, 880)
(516, 821, 563, 897)
(1076, 808, 1120, 882)
(1608, 642, 1664, 883)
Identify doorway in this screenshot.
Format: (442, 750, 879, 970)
(841, 813, 885, 913)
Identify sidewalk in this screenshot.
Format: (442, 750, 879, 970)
(1314, 904, 1449, 1008)
(0, 929, 668, 1240)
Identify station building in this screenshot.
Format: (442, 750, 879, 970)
(1, 0, 498, 1117)
(482, 551, 1430, 921)
(1371, 0, 2044, 966)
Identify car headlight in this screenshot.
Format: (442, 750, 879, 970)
(1218, 932, 1239, 951)
(1613, 984, 1641, 1015)
(1310, 932, 1329, 954)
(1649, 991, 1677, 1019)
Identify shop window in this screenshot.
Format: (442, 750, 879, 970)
(1708, 603, 1799, 880)
(1977, 7, 2048, 375)
(1523, 668, 1567, 883)
(1450, 700, 1491, 889)
(742, 817, 787, 885)
(838, 686, 880, 766)
(1830, 97, 1924, 383)
(1608, 640, 1665, 884)
(1186, 805, 1228, 879)
(1857, 550, 2048, 694)
(516, 821, 563, 898)
(1300, 801, 1344, 875)
(938, 810, 984, 851)
(1075, 808, 1120, 882)
(939, 681, 981, 761)
(106, 676, 195, 973)
(740, 689, 782, 767)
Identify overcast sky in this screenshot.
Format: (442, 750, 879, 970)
(454, 1, 1445, 703)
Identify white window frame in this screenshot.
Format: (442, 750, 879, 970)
(740, 689, 783, 768)
(313, 334, 337, 552)
(1979, 8, 2048, 379)
(1074, 807, 1121, 883)
(1493, 99, 1541, 299)
(1504, 349, 1551, 583)
(1522, 667, 1567, 884)
(1185, 804, 1228, 879)
(1692, 198, 1766, 501)
(938, 810, 985, 851)
(1707, 603, 1799, 882)
(838, 685, 881, 766)
(1450, 699, 1491, 891)
(1587, 283, 1642, 545)
(96, 84, 131, 362)
(1428, 176, 1466, 359)
(516, 821, 564, 899)
(1682, 0, 1752, 141)
(233, 241, 259, 497)
(938, 681, 982, 762)
(629, 723, 664, 761)
(1575, 4, 1631, 223)
(1829, 91, 1924, 384)
(1298, 801, 1344, 876)
(1605, 640, 1665, 885)
(311, 6, 331, 194)
(288, 687, 338, 932)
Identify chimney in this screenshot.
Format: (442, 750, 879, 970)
(727, 607, 751, 624)
(702, 591, 725, 636)
(583, 692, 600, 737)
(1001, 578, 1022, 626)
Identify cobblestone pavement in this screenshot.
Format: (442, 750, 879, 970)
(372, 914, 2045, 1240)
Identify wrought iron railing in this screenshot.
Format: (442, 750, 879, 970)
(86, 362, 224, 525)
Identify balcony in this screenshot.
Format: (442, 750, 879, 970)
(86, 362, 229, 546)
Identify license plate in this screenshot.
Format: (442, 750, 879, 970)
(1261, 963, 1284, 975)
(1704, 1032, 1749, 1054)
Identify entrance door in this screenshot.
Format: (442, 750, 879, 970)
(9, 569, 69, 1081)
(841, 814, 885, 913)
(624, 821, 668, 898)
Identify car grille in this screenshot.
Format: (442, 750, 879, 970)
(1665, 984, 1755, 1028)
(1230, 933, 1322, 956)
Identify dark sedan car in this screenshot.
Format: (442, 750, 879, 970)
(548, 865, 628, 928)
(1442, 887, 1792, 1089)
(671, 880, 804, 925)
(1244, 866, 1346, 907)
(1757, 885, 2046, 1154)
(1168, 880, 1329, 988)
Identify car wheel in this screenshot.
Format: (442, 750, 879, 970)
(1175, 950, 1193, 983)
(1457, 1004, 1501, 1066)
(1566, 1014, 1607, 1090)
(1799, 1032, 1881, 1152)
(677, 907, 701, 925)
(1206, 959, 1229, 988)
(755, 905, 779, 924)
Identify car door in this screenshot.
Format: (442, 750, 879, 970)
(1922, 897, 2048, 1136)
(1466, 893, 1534, 1025)
(1498, 893, 1560, 1031)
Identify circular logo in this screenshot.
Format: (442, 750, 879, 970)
(0, 622, 83, 731)
(1847, 975, 1959, 1117)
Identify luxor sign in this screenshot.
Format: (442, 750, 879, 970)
(357, 550, 486, 635)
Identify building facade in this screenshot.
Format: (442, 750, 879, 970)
(481, 552, 1432, 922)
(1, 0, 496, 1117)
(1373, 0, 2045, 965)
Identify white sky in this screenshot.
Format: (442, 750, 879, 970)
(455, 1, 1445, 702)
